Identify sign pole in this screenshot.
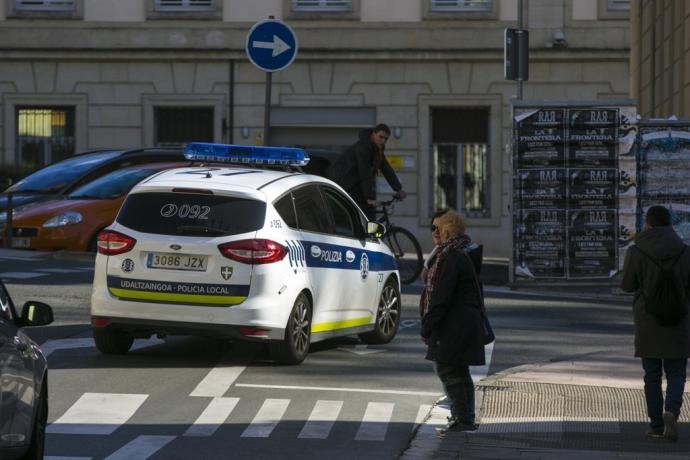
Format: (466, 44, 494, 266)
(517, 0, 524, 100)
(264, 71, 272, 146)
(246, 17, 298, 147)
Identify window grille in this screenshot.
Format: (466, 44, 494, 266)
(16, 107, 75, 170)
(431, 107, 490, 217)
(607, 0, 630, 11)
(15, 0, 75, 11)
(155, 0, 213, 12)
(431, 0, 491, 12)
(292, 0, 352, 13)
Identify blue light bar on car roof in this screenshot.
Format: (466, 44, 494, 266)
(184, 143, 310, 167)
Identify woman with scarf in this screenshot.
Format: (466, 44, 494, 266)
(420, 210, 486, 433)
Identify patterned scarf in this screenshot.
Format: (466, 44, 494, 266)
(421, 234, 472, 318)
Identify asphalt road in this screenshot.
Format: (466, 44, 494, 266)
(0, 250, 636, 459)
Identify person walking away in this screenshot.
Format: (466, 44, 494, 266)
(621, 205, 690, 442)
(420, 210, 486, 433)
(329, 123, 407, 221)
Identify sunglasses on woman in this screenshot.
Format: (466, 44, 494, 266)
(431, 225, 439, 232)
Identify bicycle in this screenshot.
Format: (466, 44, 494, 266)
(376, 198, 423, 285)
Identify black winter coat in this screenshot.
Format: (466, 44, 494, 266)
(420, 248, 486, 366)
(329, 129, 402, 206)
(621, 226, 690, 358)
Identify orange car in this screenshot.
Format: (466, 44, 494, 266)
(0, 162, 189, 252)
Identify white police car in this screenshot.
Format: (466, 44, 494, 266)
(90, 143, 401, 364)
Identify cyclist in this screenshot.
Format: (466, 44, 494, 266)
(329, 123, 407, 221)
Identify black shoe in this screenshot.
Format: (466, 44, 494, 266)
(646, 429, 664, 439)
(663, 411, 678, 442)
(438, 417, 478, 435)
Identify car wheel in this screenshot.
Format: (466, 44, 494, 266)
(359, 279, 401, 345)
(93, 328, 134, 354)
(22, 376, 47, 460)
(269, 293, 311, 365)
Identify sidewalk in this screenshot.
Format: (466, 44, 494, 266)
(401, 275, 687, 460)
(403, 348, 690, 460)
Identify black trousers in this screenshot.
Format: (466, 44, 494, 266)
(435, 362, 475, 424)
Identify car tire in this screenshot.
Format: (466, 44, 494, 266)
(359, 279, 401, 345)
(22, 376, 47, 460)
(93, 328, 134, 354)
(269, 293, 311, 365)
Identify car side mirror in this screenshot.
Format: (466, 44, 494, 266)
(20, 301, 54, 327)
(367, 222, 386, 239)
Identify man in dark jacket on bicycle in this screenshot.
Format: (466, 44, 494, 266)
(330, 123, 407, 221)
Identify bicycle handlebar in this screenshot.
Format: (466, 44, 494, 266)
(379, 196, 402, 208)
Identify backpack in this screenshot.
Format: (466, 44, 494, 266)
(636, 245, 688, 327)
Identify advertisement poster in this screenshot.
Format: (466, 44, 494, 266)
(517, 169, 566, 209)
(638, 126, 690, 244)
(515, 108, 566, 169)
(568, 209, 617, 279)
(568, 168, 617, 209)
(515, 209, 566, 279)
(513, 104, 637, 281)
(567, 108, 619, 167)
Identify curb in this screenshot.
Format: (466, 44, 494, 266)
(483, 285, 633, 304)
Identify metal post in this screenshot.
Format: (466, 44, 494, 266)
(517, 0, 524, 100)
(263, 71, 272, 146)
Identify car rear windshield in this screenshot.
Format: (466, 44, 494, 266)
(117, 192, 266, 236)
(7, 151, 122, 194)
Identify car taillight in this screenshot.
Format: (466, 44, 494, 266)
(97, 230, 136, 255)
(218, 239, 287, 264)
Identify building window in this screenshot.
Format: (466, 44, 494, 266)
(154, 0, 213, 11)
(292, 0, 352, 12)
(154, 107, 214, 147)
(607, 0, 630, 11)
(15, 0, 75, 11)
(16, 107, 75, 171)
(431, 107, 489, 217)
(430, 0, 491, 12)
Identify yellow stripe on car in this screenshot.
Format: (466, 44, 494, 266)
(311, 316, 372, 333)
(108, 287, 246, 306)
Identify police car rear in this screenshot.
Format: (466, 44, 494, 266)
(90, 144, 401, 364)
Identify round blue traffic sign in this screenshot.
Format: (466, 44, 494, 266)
(246, 20, 298, 73)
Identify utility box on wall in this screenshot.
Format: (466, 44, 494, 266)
(511, 100, 638, 283)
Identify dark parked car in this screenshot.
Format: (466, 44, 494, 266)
(301, 148, 341, 178)
(0, 280, 54, 459)
(0, 147, 185, 214)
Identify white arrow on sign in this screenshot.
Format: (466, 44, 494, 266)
(338, 345, 385, 356)
(252, 35, 291, 58)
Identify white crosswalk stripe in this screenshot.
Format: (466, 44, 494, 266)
(104, 435, 176, 460)
(48, 393, 148, 435)
(184, 397, 240, 437)
(298, 400, 343, 439)
(355, 402, 395, 441)
(241, 398, 290, 438)
(190, 365, 246, 397)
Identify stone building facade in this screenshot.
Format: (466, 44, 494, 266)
(630, 0, 690, 118)
(0, 0, 630, 258)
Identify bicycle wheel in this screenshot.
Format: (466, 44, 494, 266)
(384, 226, 423, 284)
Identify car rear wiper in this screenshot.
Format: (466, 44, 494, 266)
(175, 225, 228, 236)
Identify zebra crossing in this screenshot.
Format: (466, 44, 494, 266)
(48, 392, 431, 441)
(46, 390, 438, 459)
(0, 249, 94, 279)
